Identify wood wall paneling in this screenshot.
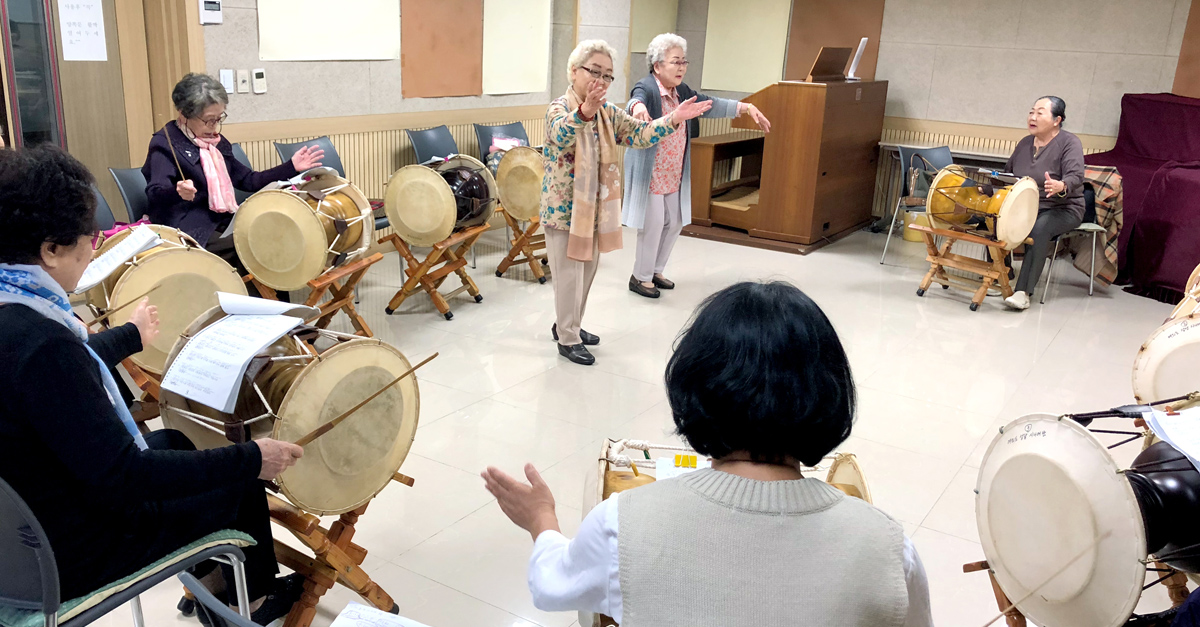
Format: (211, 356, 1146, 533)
(1175, 0, 1200, 98)
(143, 0, 204, 130)
(784, 0, 885, 82)
(114, 0, 152, 167)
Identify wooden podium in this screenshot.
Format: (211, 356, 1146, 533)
(687, 80, 887, 252)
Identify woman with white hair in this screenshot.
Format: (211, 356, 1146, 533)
(542, 39, 712, 366)
(623, 33, 771, 298)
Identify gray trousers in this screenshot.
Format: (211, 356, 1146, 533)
(1015, 209, 1083, 293)
(632, 191, 682, 283)
(545, 226, 599, 346)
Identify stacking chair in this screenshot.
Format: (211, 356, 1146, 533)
(473, 122, 530, 162)
(1039, 183, 1106, 304)
(0, 475, 253, 627)
(880, 146, 954, 265)
(109, 169, 150, 225)
(93, 186, 117, 231)
(405, 125, 457, 164)
(229, 143, 255, 204)
(273, 136, 345, 177)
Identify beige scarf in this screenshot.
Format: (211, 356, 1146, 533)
(565, 87, 623, 261)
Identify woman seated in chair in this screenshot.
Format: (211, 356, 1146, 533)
(482, 281, 933, 626)
(0, 146, 306, 624)
(142, 73, 324, 260)
(1003, 96, 1086, 311)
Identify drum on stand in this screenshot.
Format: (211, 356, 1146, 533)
(383, 154, 498, 247)
(976, 413, 1200, 627)
(85, 225, 246, 376)
(160, 307, 420, 515)
(1133, 314, 1200, 405)
(495, 146, 543, 222)
(234, 168, 374, 292)
(1168, 263, 1200, 322)
(926, 165, 1040, 250)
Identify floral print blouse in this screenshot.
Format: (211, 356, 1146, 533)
(540, 96, 678, 230)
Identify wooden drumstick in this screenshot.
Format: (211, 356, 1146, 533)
(979, 530, 1112, 627)
(88, 285, 162, 327)
(293, 352, 437, 447)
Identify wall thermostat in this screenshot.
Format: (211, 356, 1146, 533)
(199, 0, 222, 24)
(252, 69, 268, 94)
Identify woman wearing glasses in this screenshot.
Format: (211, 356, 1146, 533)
(141, 73, 323, 256)
(623, 33, 771, 298)
(542, 40, 712, 366)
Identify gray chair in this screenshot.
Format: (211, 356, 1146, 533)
(0, 475, 252, 627)
(406, 125, 458, 164)
(93, 186, 117, 231)
(880, 146, 954, 265)
(274, 136, 345, 177)
(109, 169, 149, 224)
(1039, 183, 1105, 304)
(473, 122, 530, 162)
(229, 143, 254, 204)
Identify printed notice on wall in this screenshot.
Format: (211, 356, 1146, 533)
(57, 0, 107, 61)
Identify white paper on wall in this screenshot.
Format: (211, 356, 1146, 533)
(481, 0, 551, 95)
(701, 0, 791, 93)
(58, 0, 107, 62)
(258, 0, 400, 61)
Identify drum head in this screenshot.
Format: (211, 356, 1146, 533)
(1132, 314, 1200, 404)
(825, 453, 872, 504)
(1187, 263, 1200, 295)
(108, 247, 246, 375)
(384, 165, 457, 247)
(273, 340, 420, 515)
(976, 414, 1146, 627)
(86, 225, 200, 310)
(994, 177, 1039, 250)
(496, 146, 543, 221)
(437, 154, 498, 228)
(234, 189, 330, 291)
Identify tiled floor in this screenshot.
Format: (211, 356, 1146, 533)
(95, 226, 1178, 627)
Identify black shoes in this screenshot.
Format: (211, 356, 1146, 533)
(250, 573, 305, 625)
(552, 324, 599, 346)
(652, 275, 675, 290)
(629, 276, 660, 298)
(557, 342, 595, 366)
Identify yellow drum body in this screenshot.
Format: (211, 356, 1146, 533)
(927, 165, 1040, 250)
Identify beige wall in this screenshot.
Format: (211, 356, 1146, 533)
(875, 0, 1191, 138)
(575, 0, 633, 101)
(204, 0, 554, 124)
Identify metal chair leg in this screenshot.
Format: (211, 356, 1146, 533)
(880, 197, 904, 264)
(131, 595, 145, 627)
(1041, 239, 1061, 305)
(1089, 231, 1097, 296)
(231, 558, 251, 620)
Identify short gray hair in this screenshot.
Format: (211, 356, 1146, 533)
(646, 33, 687, 72)
(171, 73, 228, 119)
(566, 39, 617, 82)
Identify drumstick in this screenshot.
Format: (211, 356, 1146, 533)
(293, 352, 437, 447)
(88, 285, 162, 327)
(979, 530, 1112, 627)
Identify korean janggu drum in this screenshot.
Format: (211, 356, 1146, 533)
(383, 154, 498, 247)
(85, 225, 246, 375)
(494, 146, 543, 221)
(233, 168, 374, 292)
(160, 307, 420, 515)
(926, 165, 1039, 250)
(1132, 313, 1200, 405)
(976, 413, 1200, 627)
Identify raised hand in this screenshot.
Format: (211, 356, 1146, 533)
(128, 298, 159, 348)
(176, 179, 197, 202)
(670, 96, 713, 125)
(631, 102, 652, 123)
(291, 146, 325, 172)
(482, 463, 561, 541)
(581, 79, 608, 119)
(1043, 172, 1064, 197)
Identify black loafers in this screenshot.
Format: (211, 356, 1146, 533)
(557, 343, 595, 365)
(552, 324, 599, 346)
(652, 275, 675, 290)
(629, 276, 660, 299)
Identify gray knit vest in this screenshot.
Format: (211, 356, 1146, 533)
(617, 469, 909, 627)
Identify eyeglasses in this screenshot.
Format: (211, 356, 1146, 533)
(194, 112, 228, 128)
(663, 60, 689, 68)
(577, 66, 615, 84)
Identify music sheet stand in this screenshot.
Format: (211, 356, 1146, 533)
(495, 209, 548, 283)
(806, 46, 853, 82)
(244, 252, 383, 338)
(379, 224, 489, 320)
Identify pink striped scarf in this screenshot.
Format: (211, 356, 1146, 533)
(177, 120, 238, 214)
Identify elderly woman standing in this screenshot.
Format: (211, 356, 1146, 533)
(142, 73, 323, 256)
(623, 33, 771, 298)
(542, 40, 712, 366)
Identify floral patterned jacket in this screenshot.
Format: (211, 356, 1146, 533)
(540, 96, 678, 230)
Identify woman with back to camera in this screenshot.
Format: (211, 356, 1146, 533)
(483, 281, 933, 626)
(1003, 95, 1086, 311)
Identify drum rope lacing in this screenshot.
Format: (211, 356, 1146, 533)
(304, 182, 371, 257)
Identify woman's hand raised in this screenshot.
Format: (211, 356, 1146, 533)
(128, 298, 159, 348)
(482, 463, 561, 541)
(580, 79, 607, 119)
(670, 96, 713, 126)
(291, 146, 325, 173)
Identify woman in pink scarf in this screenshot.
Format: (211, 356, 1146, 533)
(142, 74, 323, 263)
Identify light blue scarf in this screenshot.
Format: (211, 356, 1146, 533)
(0, 263, 148, 449)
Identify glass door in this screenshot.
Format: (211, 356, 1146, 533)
(1, 0, 64, 147)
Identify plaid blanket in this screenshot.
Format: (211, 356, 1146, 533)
(1068, 165, 1123, 286)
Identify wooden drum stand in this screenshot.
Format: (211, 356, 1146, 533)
(379, 224, 489, 320)
(245, 252, 383, 338)
(495, 208, 549, 283)
(909, 223, 1018, 312)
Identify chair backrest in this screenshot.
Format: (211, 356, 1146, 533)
(896, 146, 954, 197)
(93, 185, 117, 230)
(405, 125, 458, 164)
(230, 143, 255, 204)
(0, 476, 59, 617)
(1083, 182, 1097, 224)
(109, 168, 150, 223)
(274, 136, 344, 177)
(473, 122, 530, 162)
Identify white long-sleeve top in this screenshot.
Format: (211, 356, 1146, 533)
(528, 497, 934, 626)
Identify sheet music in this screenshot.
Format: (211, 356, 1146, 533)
(1143, 408, 1200, 471)
(330, 603, 432, 627)
(219, 292, 305, 316)
(161, 314, 300, 413)
(74, 226, 161, 294)
(654, 456, 711, 481)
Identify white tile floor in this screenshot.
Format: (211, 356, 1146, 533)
(96, 226, 1180, 627)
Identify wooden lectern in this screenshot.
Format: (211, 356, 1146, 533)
(688, 80, 887, 251)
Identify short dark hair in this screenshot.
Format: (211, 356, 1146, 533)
(1038, 95, 1067, 127)
(665, 281, 855, 467)
(0, 145, 97, 264)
